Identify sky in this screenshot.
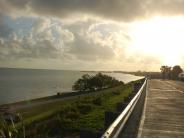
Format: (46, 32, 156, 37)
(0, 0, 184, 71)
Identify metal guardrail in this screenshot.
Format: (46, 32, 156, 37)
(101, 78, 147, 138)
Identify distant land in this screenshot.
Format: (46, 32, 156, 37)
(81, 70, 162, 79)
(0, 67, 161, 79)
(120, 71, 162, 79)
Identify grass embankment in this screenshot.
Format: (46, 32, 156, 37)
(16, 80, 141, 138)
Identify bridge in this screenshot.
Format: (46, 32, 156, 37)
(102, 79, 184, 138)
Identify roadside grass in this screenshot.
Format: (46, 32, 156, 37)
(14, 80, 141, 137)
(16, 84, 130, 120)
(76, 86, 131, 130)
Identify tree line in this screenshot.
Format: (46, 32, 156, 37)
(160, 65, 183, 80)
(72, 73, 124, 92)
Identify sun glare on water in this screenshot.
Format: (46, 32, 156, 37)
(130, 16, 184, 66)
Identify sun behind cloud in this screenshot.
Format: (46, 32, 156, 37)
(130, 16, 184, 66)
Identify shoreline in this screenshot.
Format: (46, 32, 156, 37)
(0, 91, 80, 113)
(0, 78, 143, 114)
(0, 86, 123, 112)
(0, 91, 74, 106)
(0, 68, 143, 107)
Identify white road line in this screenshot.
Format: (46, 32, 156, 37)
(149, 88, 184, 94)
(140, 128, 184, 135)
(149, 88, 178, 91)
(164, 81, 184, 94)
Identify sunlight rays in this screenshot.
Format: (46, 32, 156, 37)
(130, 16, 184, 66)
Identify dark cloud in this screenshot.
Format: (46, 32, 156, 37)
(1, 0, 184, 21)
(29, 0, 143, 21)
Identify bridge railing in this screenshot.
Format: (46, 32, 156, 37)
(101, 78, 147, 138)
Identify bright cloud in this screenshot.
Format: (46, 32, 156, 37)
(1, 0, 184, 71)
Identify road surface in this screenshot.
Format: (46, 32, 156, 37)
(138, 79, 184, 138)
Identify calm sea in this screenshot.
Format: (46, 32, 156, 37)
(0, 68, 143, 105)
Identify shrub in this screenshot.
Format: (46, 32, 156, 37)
(92, 97, 102, 106)
(77, 104, 92, 114)
(57, 115, 73, 130)
(0, 115, 25, 138)
(112, 90, 120, 95)
(65, 111, 80, 120)
(72, 73, 124, 92)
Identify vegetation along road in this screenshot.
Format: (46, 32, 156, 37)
(0, 76, 143, 137)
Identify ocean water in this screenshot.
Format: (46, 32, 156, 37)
(0, 68, 143, 105)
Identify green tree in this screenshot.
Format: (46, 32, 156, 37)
(72, 74, 91, 91)
(160, 66, 171, 79)
(171, 65, 183, 80)
(72, 73, 124, 92)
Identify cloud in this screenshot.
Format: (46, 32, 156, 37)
(0, 18, 65, 60)
(0, 14, 168, 71)
(62, 20, 131, 61)
(28, 0, 144, 21)
(0, 35, 59, 60)
(32, 18, 52, 33)
(1, 0, 184, 22)
(68, 33, 115, 61)
(0, 14, 12, 38)
(0, 17, 129, 65)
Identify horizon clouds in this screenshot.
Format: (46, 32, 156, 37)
(0, 0, 184, 71)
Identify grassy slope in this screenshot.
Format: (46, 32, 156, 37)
(15, 81, 139, 137)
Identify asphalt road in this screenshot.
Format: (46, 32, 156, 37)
(138, 79, 184, 138)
